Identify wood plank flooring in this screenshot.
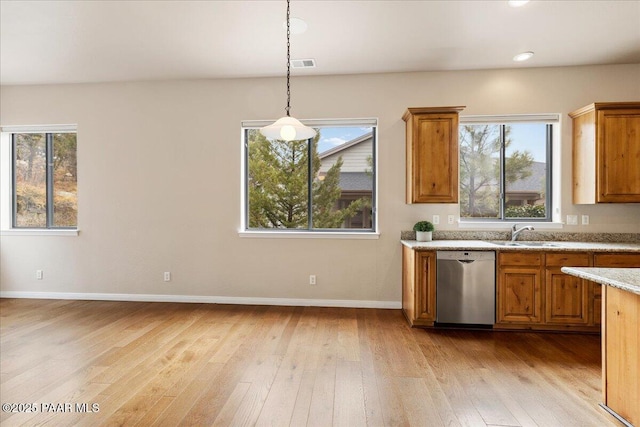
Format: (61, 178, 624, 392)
(0, 299, 618, 427)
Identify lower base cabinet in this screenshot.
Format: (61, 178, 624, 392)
(402, 246, 436, 327)
(602, 286, 640, 426)
(403, 246, 639, 332)
(497, 252, 543, 324)
(545, 253, 591, 325)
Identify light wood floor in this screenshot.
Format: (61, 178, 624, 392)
(0, 299, 618, 427)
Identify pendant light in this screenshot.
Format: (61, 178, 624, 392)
(260, 0, 316, 142)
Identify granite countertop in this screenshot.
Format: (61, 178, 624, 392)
(561, 267, 640, 295)
(401, 240, 640, 252)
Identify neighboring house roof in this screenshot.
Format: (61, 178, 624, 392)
(507, 161, 546, 193)
(339, 172, 373, 192)
(319, 132, 373, 159)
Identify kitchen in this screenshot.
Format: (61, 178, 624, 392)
(1, 1, 640, 425)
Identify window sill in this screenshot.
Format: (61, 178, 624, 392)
(1, 229, 79, 236)
(239, 230, 380, 240)
(457, 221, 564, 230)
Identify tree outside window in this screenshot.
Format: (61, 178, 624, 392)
(459, 122, 551, 221)
(245, 124, 375, 231)
(13, 132, 77, 228)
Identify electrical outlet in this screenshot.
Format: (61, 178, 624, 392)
(432, 215, 440, 225)
(309, 275, 316, 285)
(581, 215, 589, 225)
(36, 270, 43, 280)
(448, 215, 455, 225)
(163, 272, 171, 282)
(566, 215, 578, 225)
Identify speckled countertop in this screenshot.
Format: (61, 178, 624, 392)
(561, 267, 640, 295)
(401, 240, 640, 252)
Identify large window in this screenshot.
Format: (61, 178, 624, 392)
(242, 119, 377, 233)
(459, 115, 555, 221)
(10, 129, 77, 229)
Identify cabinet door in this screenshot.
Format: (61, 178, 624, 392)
(545, 268, 589, 325)
(414, 251, 437, 323)
(545, 253, 590, 325)
(404, 107, 463, 204)
(597, 109, 640, 202)
(497, 267, 542, 323)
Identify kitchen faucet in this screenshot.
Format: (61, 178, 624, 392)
(511, 224, 534, 241)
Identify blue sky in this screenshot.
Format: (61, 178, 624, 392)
(508, 123, 547, 162)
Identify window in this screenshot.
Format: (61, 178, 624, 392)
(242, 119, 377, 233)
(459, 115, 556, 222)
(6, 127, 77, 229)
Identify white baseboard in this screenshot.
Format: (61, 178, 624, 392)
(0, 291, 401, 309)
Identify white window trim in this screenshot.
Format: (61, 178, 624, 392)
(239, 118, 379, 238)
(457, 113, 562, 226)
(0, 125, 79, 235)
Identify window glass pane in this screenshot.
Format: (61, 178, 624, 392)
(14, 133, 47, 227)
(314, 127, 374, 229)
(247, 129, 309, 229)
(245, 123, 376, 232)
(52, 133, 78, 227)
(459, 124, 500, 218)
(504, 124, 547, 219)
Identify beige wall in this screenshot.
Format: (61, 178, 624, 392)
(1, 64, 640, 305)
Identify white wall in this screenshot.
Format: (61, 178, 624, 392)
(1, 64, 639, 305)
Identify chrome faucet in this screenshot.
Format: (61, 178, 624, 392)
(511, 224, 534, 241)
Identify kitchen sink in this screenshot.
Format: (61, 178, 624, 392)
(487, 241, 561, 247)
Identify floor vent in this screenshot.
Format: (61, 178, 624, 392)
(291, 59, 316, 69)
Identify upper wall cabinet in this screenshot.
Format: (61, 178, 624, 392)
(403, 106, 465, 204)
(569, 102, 640, 204)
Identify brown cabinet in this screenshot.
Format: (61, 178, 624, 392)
(602, 286, 640, 426)
(497, 252, 543, 324)
(403, 106, 464, 203)
(569, 102, 640, 204)
(496, 250, 613, 331)
(544, 253, 591, 325)
(402, 246, 436, 326)
(593, 252, 640, 326)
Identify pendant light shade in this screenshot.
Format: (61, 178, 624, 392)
(260, 0, 316, 142)
(260, 116, 317, 141)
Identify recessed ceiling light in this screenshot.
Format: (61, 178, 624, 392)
(508, 0, 530, 7)
(513, 51, 534, 62)
(283, 17, 308, 34)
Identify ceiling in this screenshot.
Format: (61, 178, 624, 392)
(1, 0, 639, 85)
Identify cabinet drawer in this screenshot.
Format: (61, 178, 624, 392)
(499, 252, 542, 266)
(594, 253, 640, 267)
(546, 252, 590, 267)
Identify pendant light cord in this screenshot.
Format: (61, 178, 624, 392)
(285, 0, 291, 117)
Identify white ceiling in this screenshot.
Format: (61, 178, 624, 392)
(1, 0, 639, 85)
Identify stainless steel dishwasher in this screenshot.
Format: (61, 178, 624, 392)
(436, 251, 496, 326)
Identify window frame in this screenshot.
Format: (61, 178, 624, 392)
(1, 125, 78, 235)
(458, 114, 558, 223)
(240, 118, 379, 238)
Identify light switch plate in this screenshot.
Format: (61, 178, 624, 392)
(566, 215, 578, 225)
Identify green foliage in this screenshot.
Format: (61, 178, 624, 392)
(505, 204, 546, 218)
(247, 130, 368, 229)
(413, 221, 434, 232)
